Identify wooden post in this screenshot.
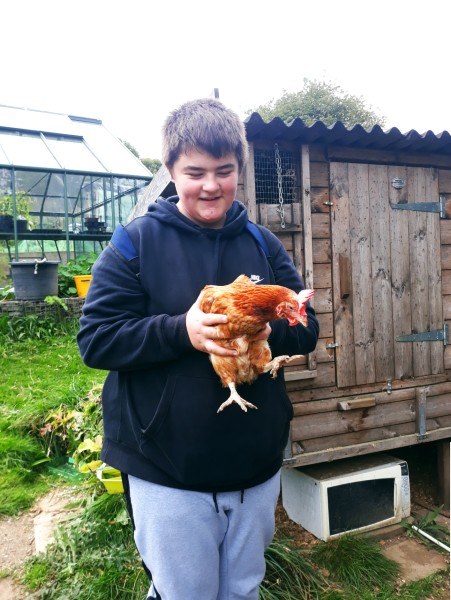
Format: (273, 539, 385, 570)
(243, 142, 257, 223)
(301, 145, 317, 372)
(437, 440, 450, 510)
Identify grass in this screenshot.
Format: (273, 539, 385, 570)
(0, 327, 105, 515)
(311, 534, 399, 596)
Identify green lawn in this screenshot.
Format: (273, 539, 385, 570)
(0, 332, 105, 515)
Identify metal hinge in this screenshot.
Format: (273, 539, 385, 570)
(390, 195, 446, 219)
(396, 324, 448, 345)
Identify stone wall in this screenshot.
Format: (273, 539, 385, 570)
(0, 297, 84, 319)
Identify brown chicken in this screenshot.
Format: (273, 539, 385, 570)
(199, 275, 314, 413)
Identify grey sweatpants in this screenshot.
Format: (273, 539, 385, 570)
(128, 470, 281, 600)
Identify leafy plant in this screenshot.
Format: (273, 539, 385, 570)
(40, 385, 103, 460)
(0, 285, 14, 300)
(403, 506, 450, 548)
(0, 191, 34, 222)
(58, 253, 97, 297)
(0, 314, 78, 341)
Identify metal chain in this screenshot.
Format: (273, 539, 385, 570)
(274, 143, 286, 228)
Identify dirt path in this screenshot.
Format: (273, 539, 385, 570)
(0, 487, 80, 599)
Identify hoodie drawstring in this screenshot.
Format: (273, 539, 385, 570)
(212, 489, 245, 512)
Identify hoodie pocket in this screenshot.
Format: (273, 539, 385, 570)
(139, 373, 291, 488)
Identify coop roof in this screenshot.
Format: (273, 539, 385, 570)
(0, 104, 151, 178)
(245, 113, 451, 155)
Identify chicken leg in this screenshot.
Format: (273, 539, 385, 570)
(217, 382, 258, 413)
(263, 355, 303, 378)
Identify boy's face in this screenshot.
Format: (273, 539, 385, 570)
(170, 150, 239, 229)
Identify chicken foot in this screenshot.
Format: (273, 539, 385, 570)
(263, 355, 303, 378)
(217, 382, 258, 413)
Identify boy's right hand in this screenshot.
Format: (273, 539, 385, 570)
(186, 292, 238, 357)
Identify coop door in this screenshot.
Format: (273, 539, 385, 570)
(330, 163, 443, 388)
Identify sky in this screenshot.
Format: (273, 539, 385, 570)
(2, 0, 451, 160)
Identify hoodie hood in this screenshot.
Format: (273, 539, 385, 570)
(147, 196, 249, 239)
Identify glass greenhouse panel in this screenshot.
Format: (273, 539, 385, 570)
(0, 132, 60, 169)
(44, 137, 106, 172)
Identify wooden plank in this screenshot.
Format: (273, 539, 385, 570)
(311, 188, 330, 213)
(288, 373, 449, 403)
(296, 421, 418, 453)
(330, 162, 355, 387)
(311, 213, 330, 238)
(312, 239, 331, 263)
(349, 163, 376, 384)
(313, 263, 332, 288)
(408, 167, 431, 376)
(291, 398, 416, 441)
(442, 270, 451, 294)
(327, 145, 451, 170)
(310, 162, 329, 187)
(301, 145, 316, 370)
(440, 220, 451, 244)
(439, 169, 451, 194)
(426, 168, 444, 375)
(313, 288, 332, 313)
(293, 387, 416, 417)
(243, 142, 257, 223)
(369, 164, 394, 382)
(301, 146, 314, 288)
(284, 426, 451, 467)
(286, 361, 336, 391)
(441, 246, 451, 269)
(443, 295, 451, 320)
(389, 165, 413, 379)
(317, 313, 333, 337)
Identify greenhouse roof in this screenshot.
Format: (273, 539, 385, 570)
(0, 104, 152, 178)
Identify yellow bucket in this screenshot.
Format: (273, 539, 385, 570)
(96, 464, 124, 494)
(74, 275, 92, 298)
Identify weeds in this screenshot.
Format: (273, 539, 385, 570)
(23, 492, 149, 599)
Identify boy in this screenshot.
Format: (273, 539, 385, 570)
(77, 98, 319, 600)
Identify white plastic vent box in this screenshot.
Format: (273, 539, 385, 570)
(281, 453, 410, 540)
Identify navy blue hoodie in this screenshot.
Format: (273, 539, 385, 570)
(77, 197, 319, 492)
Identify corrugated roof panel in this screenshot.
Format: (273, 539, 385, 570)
(244, 113, 451, 155)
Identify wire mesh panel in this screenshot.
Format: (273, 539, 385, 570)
(254, 146, 299, 205)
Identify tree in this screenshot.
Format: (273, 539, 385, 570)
(120, 139, 140, 158)
(141, 158, 162, 174)
(120, 140, 162, 174)
(249, 78, 385, 129)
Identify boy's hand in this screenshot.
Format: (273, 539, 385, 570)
(186, 292, 238, 357)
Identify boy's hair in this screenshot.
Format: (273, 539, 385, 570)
(162, 98, 249, 173)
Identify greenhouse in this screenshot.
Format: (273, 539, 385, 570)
(0, 104, 152, 262)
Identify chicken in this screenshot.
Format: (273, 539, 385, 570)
(199, 275, 314, 413)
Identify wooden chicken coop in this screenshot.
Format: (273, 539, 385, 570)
(134, 113, 451, 504)
(240, 114, 451, 502)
